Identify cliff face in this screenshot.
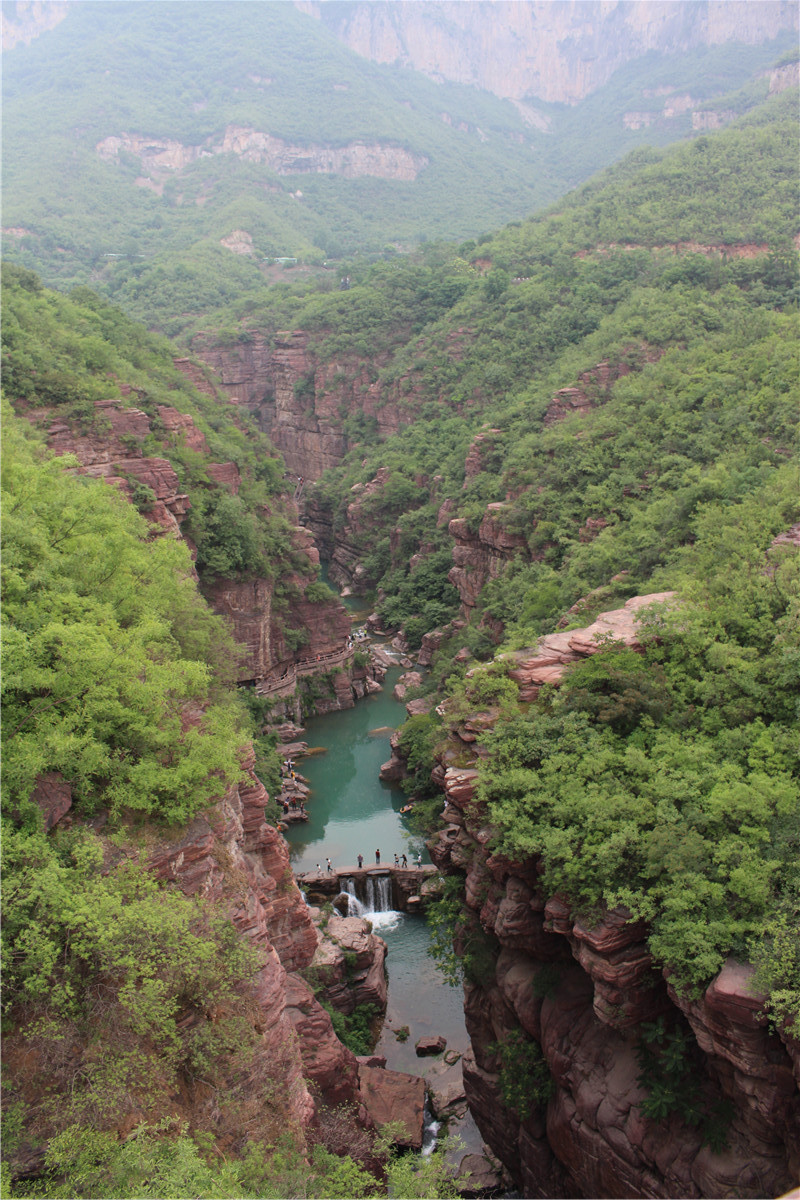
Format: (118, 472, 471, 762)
(187, 330, 406, 482)
(16, 749, 360, 1156)
(96, 128, 428, 190)
(298, 0, 798, 105)
(426, 599, 800, 1198)
(16, 395, 359, 699)
(1, 0, 67, 49)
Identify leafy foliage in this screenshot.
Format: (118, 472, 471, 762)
(635, 1018, 733, 1151)
(489, 1030, 554, 1118)
(1, 407, 246, 824)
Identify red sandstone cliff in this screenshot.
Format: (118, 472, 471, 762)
(14, 395, 361, 703)
(14, 749, 363, 1158)
(186, 330, 405, 483)
(427, 598, 799, 1198)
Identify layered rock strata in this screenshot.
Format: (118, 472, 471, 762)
(15, 395, 361, 701)
(432, 769, 798, 1198)
(448, 506, 527, 614)
(187, 330, 405, 484)
(427, 599, 799, 1198)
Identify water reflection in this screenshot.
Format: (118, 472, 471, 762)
(284, 667, 428, 873)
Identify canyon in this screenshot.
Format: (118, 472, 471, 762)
(16, 391, 381, 718)
(177, 321, 800, 1196)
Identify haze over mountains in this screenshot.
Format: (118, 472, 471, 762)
(300, 0, 799, 104)
(1, 0, 797, 333)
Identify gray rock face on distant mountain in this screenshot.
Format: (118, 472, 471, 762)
(299, 0, 798, 104)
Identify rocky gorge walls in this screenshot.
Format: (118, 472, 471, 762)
(424, 598, 800, 1199)
(186, 329, 408, 485)
(26, 742, 407, 1157)
(13, 392, 381, 712)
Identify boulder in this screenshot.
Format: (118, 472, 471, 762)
(358, 1064, 425, 1149)
(416, 1034, 447, 1056)
(430, 1077, 468, 1119)
(456, 1152, 510, 1197)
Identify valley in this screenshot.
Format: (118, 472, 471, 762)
(1, 4, 798, 1198)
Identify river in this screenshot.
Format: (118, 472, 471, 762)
(284, 633, 484, 1160)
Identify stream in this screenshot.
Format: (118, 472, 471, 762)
(284, 624, 485, 1162)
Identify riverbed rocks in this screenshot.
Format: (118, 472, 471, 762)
(416, 1035, 447, 1056)
(393, 670, 423, 701)
(456, 1151, 513, 1198)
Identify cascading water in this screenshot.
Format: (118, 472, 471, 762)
(421, 1098, 441, 1157)
(361, 872, 400, 931)
(365, 873, 392, 914)
(343, 878, 365, 917)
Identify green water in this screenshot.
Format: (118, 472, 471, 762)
(284, 650, 482, 1155)
(285, 665, 430, 875)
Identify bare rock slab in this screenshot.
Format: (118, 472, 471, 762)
(358, 1064, 425, 1149)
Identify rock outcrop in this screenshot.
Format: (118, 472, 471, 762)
(507, 592, 677, 701)
(187, 330, 406, 485)
(300, 1, 798, 106)
(13, 394, 363, 702)
(311, 913, 389, 1014)
(427, 598, 799, 1198)
(448, 507, 527, 614)
(434, 759, 798, 1198)
(19, 399, 197, 540)
(96, 127, 428, 184)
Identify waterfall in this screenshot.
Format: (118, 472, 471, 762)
(365, 873, 392, 914)
(343, 878, 365, 917)
(421, 1097, 441, 1157)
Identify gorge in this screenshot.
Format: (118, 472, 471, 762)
(2, 14, 799, 1196)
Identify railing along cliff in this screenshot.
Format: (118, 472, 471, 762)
(255, 643, 353, 697)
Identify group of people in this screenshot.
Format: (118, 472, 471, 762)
(280, 758, 306, 816)
(315, 851, 425, 874)
(355, 850, 422, 868)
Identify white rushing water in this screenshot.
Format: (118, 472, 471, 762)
(340, 873, 402, 931)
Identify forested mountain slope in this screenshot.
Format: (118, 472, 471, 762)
(0, 271, 437, 1198)
(1, 74, 798, 1199)
(1, 0, 796, 335)
(192, 90, 800, 647)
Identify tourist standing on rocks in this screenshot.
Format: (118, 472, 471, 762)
(394, 853, 399, 866)
(417, 853, 422, 868)
(357, 854, 363, 868)
(401, 853, 408, 868)
(375, 849, 381, 864)
(326, 857, 332, 873)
